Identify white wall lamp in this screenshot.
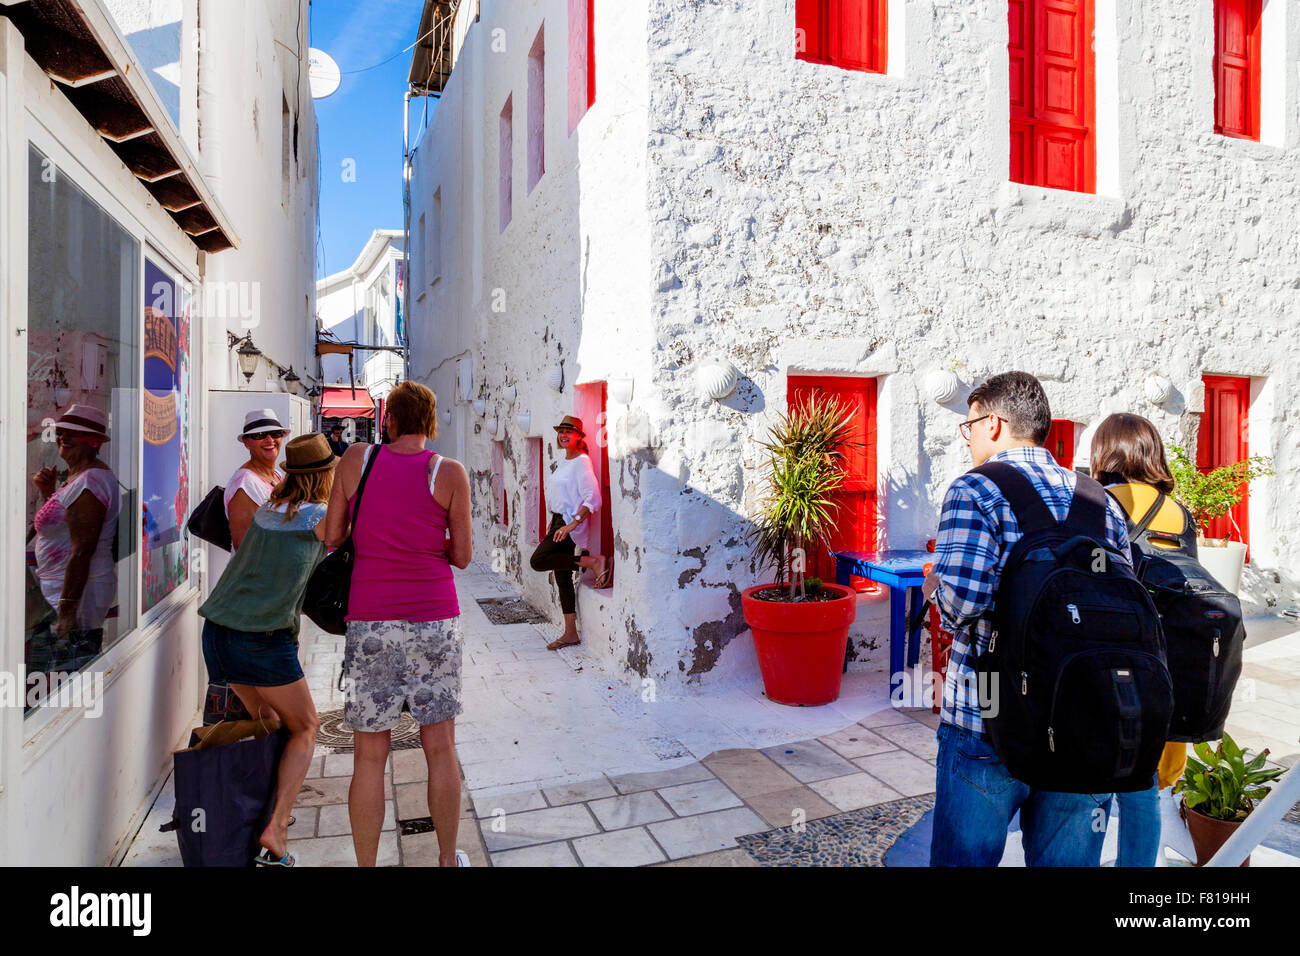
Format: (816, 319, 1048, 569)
(926, 368, 961, 405)
(545, 365, 564, 392)
(472, 398, 487, 417)
(485, 414, 499, 437)
(697, 360, 738, 401)
(516, 411, 532, 434)
(609, 377, 634, 405)
(502, 383, 517, 406)
(441, 408, 452, 425)
(1144, 372, 1174, 407)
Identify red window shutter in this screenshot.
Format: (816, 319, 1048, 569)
(798, 0, 885, 73)
(1214, 0, 1261, 140)
(787, 376, 878, 591)
(1008, 0, 1095, 193)
(796, 0, 828, 63)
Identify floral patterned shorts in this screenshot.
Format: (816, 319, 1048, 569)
(342, 617, 464, 731)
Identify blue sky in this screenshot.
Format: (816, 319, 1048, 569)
(310, 0, 427, 279)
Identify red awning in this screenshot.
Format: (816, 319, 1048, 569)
(321, 387, 376, 419)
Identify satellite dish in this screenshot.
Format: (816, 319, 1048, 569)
(308, 49, 341, 99)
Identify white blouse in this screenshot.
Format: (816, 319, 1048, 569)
(545, 453, 602, 552)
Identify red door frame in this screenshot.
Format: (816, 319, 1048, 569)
(1198, 375, 1251, 545)
(787, 375, 878, 591)
(574, 382, 613, 584)
(1214, 0, 1262, 140)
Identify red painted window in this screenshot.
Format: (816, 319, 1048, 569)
(1008, 0, 1096, 193)
(796, 0, 888, 74)
(528, 437, 548, 544)
(1197, 375, 1251, 544)
(1046, 420, 1075, 468)
(574, 382, 614, 584)
(1214, 0, 1261, 140)
(788, 375, 878, 591)
(568, 0, 595, 134)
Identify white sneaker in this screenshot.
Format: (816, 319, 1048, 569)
(455, 849, 470, 867)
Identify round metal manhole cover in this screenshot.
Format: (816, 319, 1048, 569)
(315, 708, 423, 752)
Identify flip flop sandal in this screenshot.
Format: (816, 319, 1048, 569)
(254, 848, 297, 867)
(546, 636, 581, 650)
(594, 558, 614, 589)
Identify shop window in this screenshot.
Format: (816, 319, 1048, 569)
(528, 26, 546, 192)
(25, 144, 140, 707)
(492, 440, 508, 527)
(574, 382, 613, 583)
(568, 0, 594, 134)
(142, 260, 193, 614)
(527, 437, 548, 543)
(1198, 375, 1251, 544)
(1009, 0, 1096, 193)
(499, 95, 513, 233)
(1214, 0, 1262, 140)
(787, 375, 878, 591)
(1046, 420, 1075, 468)
(796, 0, 888, 74)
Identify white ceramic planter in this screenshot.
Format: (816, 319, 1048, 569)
(1198, 539, 1247, 595)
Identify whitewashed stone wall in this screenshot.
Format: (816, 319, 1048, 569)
(412, 0, 1300, 695)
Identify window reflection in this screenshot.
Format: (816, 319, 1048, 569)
(25, 145, 138, 709)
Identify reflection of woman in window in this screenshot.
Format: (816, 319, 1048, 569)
(530, 416, 610, 650)
(29, 405, 120, 672)
(224, 409, 287, 550)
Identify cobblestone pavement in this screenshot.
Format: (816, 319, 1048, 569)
(122, 560, 1300, 867)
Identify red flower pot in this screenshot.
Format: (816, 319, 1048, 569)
(1183, 803, 1250, 867)
(742, 583, 857, 706)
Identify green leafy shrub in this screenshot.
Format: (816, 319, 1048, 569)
(1173, 733, 1285, 822)
(1167, 445, 1272, 541)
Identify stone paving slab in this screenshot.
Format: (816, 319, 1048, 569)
(480, 803, 601, 852)
(648, 807, 769, 860)
(572, 828, 668, 867)
(587, 791, 676, 830)
(761, 739, 860, 783)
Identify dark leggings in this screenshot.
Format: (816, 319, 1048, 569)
(530, 513, 581, 614)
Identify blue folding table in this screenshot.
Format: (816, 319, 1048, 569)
(834, 550, 931, 704)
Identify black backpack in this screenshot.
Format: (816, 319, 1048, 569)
(972, 462, 1173, 794)
(1118, 491, 1244, 743)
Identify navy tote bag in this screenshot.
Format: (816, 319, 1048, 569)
(169, 719, 287, 867)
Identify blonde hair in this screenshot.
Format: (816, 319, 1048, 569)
(386, 381, 438, 439)
(268, 469, 334, 521)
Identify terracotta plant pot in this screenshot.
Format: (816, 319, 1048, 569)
(742, 583, 857, 706)
(1182, 802, 1250, 867)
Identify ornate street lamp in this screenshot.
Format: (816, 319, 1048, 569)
(236, 338, 262, 383)
(281, 366, 302, 396)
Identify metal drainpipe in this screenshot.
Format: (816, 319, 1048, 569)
(402, 90, 413, 385)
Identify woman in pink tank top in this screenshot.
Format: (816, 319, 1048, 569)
(324, 382, 472, 867)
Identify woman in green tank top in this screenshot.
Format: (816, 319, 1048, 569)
(198, 433, 337, 866)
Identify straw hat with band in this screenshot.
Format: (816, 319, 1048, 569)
(55, 404, 110, 442)
(553, 415, 585, 437)
(281, 433, 337, 474)
(240, 408, 288, 439)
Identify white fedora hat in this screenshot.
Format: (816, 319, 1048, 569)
(240, 408, 287, 438)
(55, 404, 110, 441)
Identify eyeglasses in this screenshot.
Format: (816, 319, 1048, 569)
(959, 413, 998, 440)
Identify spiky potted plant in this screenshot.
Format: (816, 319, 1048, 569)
(1173, 732, 1285, 866)
(742, 395, 858, 706)
(1168, 445, 1272, 595)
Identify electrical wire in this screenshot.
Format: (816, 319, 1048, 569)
(339, 16, 442, 75)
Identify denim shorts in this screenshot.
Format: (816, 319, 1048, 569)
(202, 619, 304, 688)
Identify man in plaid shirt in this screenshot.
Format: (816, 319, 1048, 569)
(921, 372, 1130, 866)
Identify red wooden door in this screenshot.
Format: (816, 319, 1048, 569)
(574, 382, 613, 582)
(1009, 0, 1096, 193)
(1214, 0, 1261, 139)
(1197, 375, 1251, 544)
(788, 375, 877, 591)
(1046, 420, 1075, 468)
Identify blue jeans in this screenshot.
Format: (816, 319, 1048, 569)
(1115, 780, 1159, 867)
(931, 722, 1112, 866)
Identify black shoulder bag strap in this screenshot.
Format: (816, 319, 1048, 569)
(1063, 470, 1109, 537)
(971, 460, 1058, 534)
(350, 444, 381, 534)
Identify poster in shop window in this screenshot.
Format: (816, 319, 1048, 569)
(142, 260, 190, 611)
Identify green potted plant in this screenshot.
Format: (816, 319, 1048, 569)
(1172, 732, 1284, 866)
(1168, 445, 1272, 594)
(742, 395, 858, 706)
